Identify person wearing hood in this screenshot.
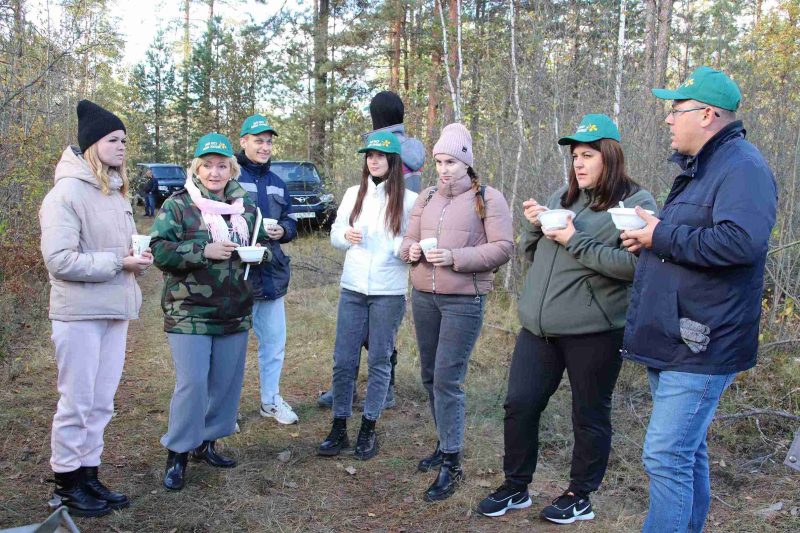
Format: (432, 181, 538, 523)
(476, 114, 656, 524)
(317, 131, 417, 461)
(399, 123, 514, 502)
(236, 114, 299, 426)
(150, 133, 271, 491)
(317, 90, 426, 411)
(40, 100, 152, 517)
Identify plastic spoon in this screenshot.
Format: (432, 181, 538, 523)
(244, 207, 262, 281)
(619, 201, 625, 209)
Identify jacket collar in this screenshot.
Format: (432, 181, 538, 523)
(669, 120, 745, 178)
(361, 123, 407, 143)
(192, 174, 247, 203)
(437, 172, 472, 198)
(236, 150, 271, 174)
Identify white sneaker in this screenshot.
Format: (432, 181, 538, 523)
(260, 395, 299, 424)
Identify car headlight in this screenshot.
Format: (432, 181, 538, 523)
(158, 186, 168, 191)
(320, 193, 334, 203)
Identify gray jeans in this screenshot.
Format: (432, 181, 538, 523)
(412, 289, 485, 453)
(332, 289, 406, 421)
(161, 331, 248, 453)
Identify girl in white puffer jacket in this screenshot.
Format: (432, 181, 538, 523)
(318, 131, 417, 461)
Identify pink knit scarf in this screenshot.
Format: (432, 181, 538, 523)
(185, 175, 250, 245)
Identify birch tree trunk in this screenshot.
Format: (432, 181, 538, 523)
(504, 0, 525, 291)
(311, 0, 329, 170)
(436, 0, 460, 122)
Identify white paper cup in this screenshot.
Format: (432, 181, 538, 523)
(420, 237, 438, 259)
(131, 234, 151, 257)
(539, 209, 575, 231)
(357, 225, 369, 245)
(263, 218, 279, 230)
(607, 208, 655, 230)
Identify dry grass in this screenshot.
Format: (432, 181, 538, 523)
(1, 218, 798, 532)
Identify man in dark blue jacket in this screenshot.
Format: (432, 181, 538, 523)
(238, 114, 299, 425)
(621, 67, 777, 532)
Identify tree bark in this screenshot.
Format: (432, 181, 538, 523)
(613, 0, 626, 123)
(426, 18, 442, 152)
(311, 0, 329, 170)
(467, 0, 485, 133)
(654, 0, 674, 90)
(644, 0, 657, 87)
(182, 0, 191, 159)
(504, 0, 524, 291)
(389, 0, 403, 92)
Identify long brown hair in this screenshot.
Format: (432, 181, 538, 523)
(561, 139, 640, 211)
(467, 166, 486, 218)
(349, 152, 405, 236)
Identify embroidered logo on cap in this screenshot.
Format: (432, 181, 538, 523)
(462, 146, 467, 152)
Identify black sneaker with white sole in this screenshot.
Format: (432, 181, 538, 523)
(540, 490, 595, 524)
(477, 481, 532, 517)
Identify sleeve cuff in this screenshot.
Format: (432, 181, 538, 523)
(651, 222, 673, 257)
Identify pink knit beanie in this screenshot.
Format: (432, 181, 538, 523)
(433, 123, 473, 167)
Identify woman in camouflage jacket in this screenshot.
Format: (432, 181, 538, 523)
(150, 133, 271, 491)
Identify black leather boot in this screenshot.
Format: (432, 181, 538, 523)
(163, 450, 188, 491)
(318, 417, 349, 456)
(80, 466, 129, 509)
(424, 452, 464, 502)
(354, 416, 378, 460)
(50, 469, 111, 517)
(417, 441, 444, 472)
(191, 440, 237, 468)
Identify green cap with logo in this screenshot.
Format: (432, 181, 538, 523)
(558, 113, 621, 145)
(358, 131, 401, 155)
(194, 133, 234, 158)
(239, 114, 279, 137)
(651, 66, 741, 111)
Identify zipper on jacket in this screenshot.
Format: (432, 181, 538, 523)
(433, 199, 451, 294)
(472, 273, 480, 302)
(535, 201, 591, 336)
(585, 279, 614, 328)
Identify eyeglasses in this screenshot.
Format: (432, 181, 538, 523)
(668, 107, 721, 118)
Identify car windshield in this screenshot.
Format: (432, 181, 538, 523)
(150, 166, 185, 181)
(271, 162, 321, 185)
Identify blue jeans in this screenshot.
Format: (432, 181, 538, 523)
(145, 192, 156, 216)
(642, 369, 736, 533)
(332, 289, 405, 421)
(252, 297, 286, 405)
(412, 289, 485, 453)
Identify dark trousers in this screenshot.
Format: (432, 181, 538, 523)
(503, 327, 623, 494)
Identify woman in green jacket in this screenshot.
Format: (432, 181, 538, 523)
(477, 114, 657, 524)
(150, 133, 270, 491)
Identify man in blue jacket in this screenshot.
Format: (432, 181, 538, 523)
(238, 114, 299, 425)
(621, 67, 777, 532)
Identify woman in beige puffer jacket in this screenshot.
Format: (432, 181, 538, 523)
(39, 100, 152, 518)
(399, 123, 513, 502)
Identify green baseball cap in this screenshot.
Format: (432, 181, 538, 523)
(651, 66, 741, 111)
(357, 131, 401, 155)
(558, 114, 621, 145)
(194, 133, 234, 157)
(239, 114, 278, 137)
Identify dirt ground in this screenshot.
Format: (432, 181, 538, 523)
(1, 219, 798, 532)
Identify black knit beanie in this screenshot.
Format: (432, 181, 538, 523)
(369, 91, 404, 130)
(77, 99, 126, 152)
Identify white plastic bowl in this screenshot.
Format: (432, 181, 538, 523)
(539, 209, 575, 231)
(607, 208, 655, 230)
(237, 246, 266, 263)
(419, 237, 438, 251)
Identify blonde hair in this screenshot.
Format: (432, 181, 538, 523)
(83, 144, 129, 196)
(190, 155, 241, 181)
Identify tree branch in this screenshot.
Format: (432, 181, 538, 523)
(717, 409, 800, 423)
